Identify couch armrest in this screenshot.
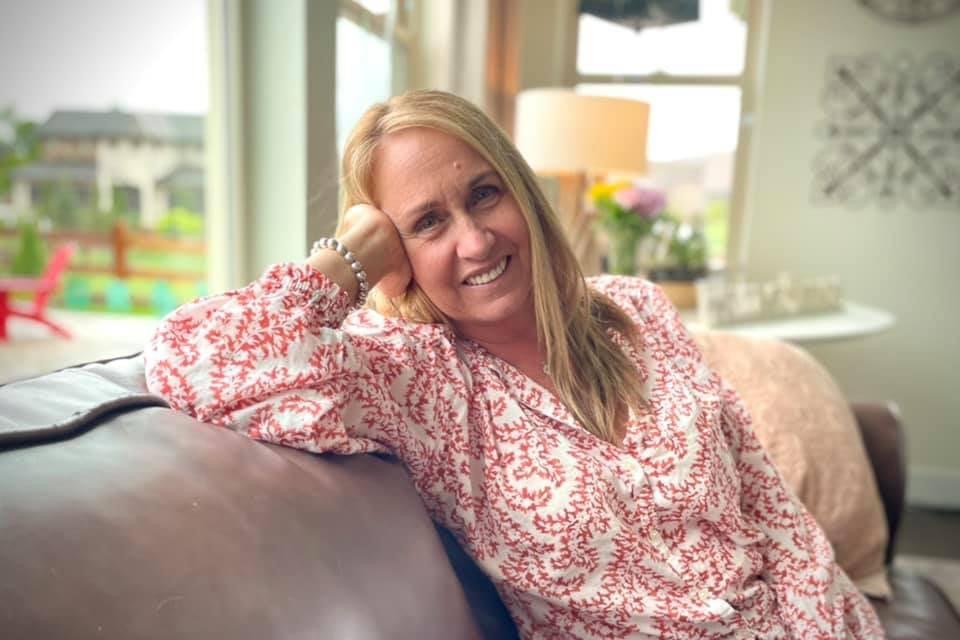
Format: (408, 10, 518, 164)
(850, 401, 906, 565)
(1, 356, 486, 640)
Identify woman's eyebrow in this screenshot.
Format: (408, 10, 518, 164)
(468, 170, 498, 189)
(400, 170, 499, 222)
(401, 199, 442, 224)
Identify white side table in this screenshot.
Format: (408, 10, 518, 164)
(681, 302, 896, 344)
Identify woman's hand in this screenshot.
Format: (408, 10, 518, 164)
(307, 204, 412, 301)
(340, 204, 412, 297)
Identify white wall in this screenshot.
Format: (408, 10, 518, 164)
(743, 1, 960, 507)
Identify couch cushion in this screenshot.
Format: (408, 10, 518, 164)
(0, 356, 482, 640)
(871, 568, 960, 639)
(0, 354, 162, 447)
(694, 331, 892, 599)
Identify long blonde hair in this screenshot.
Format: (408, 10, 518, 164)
(338, 89, 644, 443)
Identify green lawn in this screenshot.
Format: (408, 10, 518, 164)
(1, 236, 207, 316)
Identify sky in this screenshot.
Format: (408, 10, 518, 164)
(0, 0, 208, 121)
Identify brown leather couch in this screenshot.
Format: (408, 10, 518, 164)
(1, 353, 958, 639)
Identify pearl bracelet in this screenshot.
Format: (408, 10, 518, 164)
(310, 237, 369, 308)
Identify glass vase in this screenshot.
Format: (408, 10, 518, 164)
(606, 228, 642, 275)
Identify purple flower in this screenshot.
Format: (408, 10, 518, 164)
(613, 187, 666, 219)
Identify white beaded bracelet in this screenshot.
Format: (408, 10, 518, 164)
(310, 237, 369, 308)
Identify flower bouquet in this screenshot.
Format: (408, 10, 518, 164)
(590, 182, 666, 275)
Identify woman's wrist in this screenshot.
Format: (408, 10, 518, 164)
(305, 204, 410, 303)
(309, 237, 369, 307)
(337, 221, 397, 287)
(305, 244, 362, 304)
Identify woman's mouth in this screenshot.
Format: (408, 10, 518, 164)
(463, 257, 509, 286)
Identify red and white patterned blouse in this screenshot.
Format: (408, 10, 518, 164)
(144, 263, 884, 639)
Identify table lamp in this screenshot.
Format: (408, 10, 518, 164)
(514, 88, 650, 274)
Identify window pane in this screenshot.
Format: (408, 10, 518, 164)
(577, 0, 747, 76)
(336, 16, 392, 157)
(577, 84, 741, 264)
(0, 0, 208, 321)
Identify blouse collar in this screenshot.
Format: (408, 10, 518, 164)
(458, 337, 680, 456)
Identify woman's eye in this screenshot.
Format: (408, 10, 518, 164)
(470, 185, 500, 208)
(414, 212, 440, 233)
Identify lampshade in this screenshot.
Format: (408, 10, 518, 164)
(514, 88, 649, 175)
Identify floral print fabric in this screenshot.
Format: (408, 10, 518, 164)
(144, 263, 883, 639)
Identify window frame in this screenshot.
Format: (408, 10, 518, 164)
(573, 0, 767, 271)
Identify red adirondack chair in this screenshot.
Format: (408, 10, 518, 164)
(0, 243, 77, 341)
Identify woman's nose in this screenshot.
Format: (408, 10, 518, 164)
(455, 215, 495, 260)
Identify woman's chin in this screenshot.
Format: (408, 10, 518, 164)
(449, 290, 536, 336)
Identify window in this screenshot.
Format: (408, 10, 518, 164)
(576, 0, 756, 267)
(0, 0, 209, 316)
(336, 0, 416, 156)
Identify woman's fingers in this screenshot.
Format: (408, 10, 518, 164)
(339, 204, 412, 296)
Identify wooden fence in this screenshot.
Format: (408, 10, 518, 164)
(0, 220, 206, 282)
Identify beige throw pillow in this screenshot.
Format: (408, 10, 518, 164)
(693, 331, 892, 600)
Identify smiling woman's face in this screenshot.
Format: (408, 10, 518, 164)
(372, 127, 534, 339)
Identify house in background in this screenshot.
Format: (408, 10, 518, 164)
(10, 110, 204, 227)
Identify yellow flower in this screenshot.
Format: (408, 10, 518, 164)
(588, 180, 631, 203)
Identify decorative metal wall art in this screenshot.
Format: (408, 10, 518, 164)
(812, 52, 960, 210)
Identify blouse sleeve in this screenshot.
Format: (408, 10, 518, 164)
(595, 276, 883, 637)
(717, 384, 884, 636)
(143, 262, 465, 464)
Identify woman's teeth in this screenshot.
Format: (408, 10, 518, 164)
(465, 257, 508, 286)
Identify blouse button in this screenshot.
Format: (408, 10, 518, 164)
(697, 588, 712, 601)
(705, 598, 733, 616)
(649, 530, 664, 546)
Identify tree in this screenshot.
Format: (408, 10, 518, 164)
(110, 185, 142, 229)
(12, 219, 48, 276)
(0, 106, 41, 198)
(37, 180, 82, 228)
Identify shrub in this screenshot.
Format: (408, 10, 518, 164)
(12, 220, 47, 275)
(155, 207, 203, 238)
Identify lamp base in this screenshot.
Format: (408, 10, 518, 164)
(551, 172, 604, 276)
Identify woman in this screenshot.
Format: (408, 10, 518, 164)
(145, 90, 883, 639)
